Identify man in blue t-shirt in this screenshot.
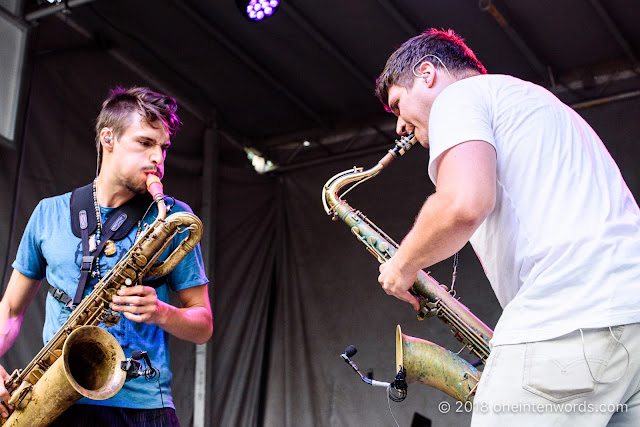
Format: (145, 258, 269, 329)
(0, 87, 213, 426)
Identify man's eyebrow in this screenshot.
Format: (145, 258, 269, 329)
(136, 134, 157, 143)
(137, 134, 171, 147)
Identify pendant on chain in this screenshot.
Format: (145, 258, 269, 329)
(104, 240, 117, 256)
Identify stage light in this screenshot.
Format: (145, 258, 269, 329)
(244, 148, 277, 173)
(236, 0, 280, 22)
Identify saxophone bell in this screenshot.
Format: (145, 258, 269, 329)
(396, 325, 480, 402)
(3, 326, 126, 426)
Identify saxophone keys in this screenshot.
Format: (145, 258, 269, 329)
(365, 247, 379, 259)
(8, 381, 33, 407)
(42, 349, 62, 366)
(348, 213, 361, 223)
(102, 313, 121, 327)
(134, 254, 148, 267)
(27, 369, 43, 384)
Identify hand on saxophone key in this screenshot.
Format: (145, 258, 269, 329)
(110, 285, 169, 325)
(0, 365, 14, 419)
(378, 259, 420, 311)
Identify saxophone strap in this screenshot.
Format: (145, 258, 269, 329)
(49, 184, 153, 308)
(69, 183, 153, 240)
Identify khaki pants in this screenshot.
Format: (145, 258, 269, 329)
(471, 323, 640, 426)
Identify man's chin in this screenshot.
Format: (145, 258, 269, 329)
(125, 181, 148, 196)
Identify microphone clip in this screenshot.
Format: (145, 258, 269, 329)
(121, 358, 143, 382)
(120, 350, 159, 381)
(389, 368, 408, 402)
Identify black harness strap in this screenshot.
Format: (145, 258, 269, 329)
(48, 184, 154, 308)
(48, 286, 73, 307)
(74, 208, 94, 306)
(69, 184, 152, 241)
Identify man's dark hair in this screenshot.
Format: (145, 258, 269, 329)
(95, 87, 181, 174)
(375, 28, 487, 109)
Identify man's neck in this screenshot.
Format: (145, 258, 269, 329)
(95, 174, 135, 208)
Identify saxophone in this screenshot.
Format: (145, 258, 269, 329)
(2, 175, 203, 426)
(322, 135, 493, 402)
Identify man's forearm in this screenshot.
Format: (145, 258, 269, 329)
(0, 307, 23, 357)
(393, 190, 484, 273)
(156, 303, 213, 345)
(0, 271, 42, 357)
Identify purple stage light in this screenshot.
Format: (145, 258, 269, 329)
(237, 0, 280, 22)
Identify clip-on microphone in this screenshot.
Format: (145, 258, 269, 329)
(340, 345, 407, 401)
(121, 350, 159, 381)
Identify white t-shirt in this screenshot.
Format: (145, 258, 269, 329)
(428, 74, 640, 346)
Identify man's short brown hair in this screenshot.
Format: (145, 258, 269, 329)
(375, 28, 487, 109)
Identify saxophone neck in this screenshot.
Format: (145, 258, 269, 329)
(322, 164, 383, 215)
(155, 198, 167, 220)
(322, 134, 417, 215)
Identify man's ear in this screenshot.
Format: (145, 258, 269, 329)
(417, 61, 436, 87)
(100, 128, 114, 151)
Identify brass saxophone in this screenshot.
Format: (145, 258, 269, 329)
(322, 135, 493, 402)
(2, 176, 203, 426)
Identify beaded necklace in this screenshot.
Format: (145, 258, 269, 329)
(90, 178, 102, 280)
(91, 178, 145, 269)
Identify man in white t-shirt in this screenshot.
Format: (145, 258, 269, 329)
(375, 28, 640, 425)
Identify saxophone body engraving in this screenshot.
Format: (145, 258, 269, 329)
(322, 135, 492, 402)
(3, 194, 203, 426)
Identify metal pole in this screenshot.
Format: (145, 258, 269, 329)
(479, 0, 550, 81)
(24, 0, 96, 22)
(193, 122, 218, 427)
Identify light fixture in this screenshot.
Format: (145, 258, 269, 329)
(236, 0, 280, 22)
(244, 148, 277, 174)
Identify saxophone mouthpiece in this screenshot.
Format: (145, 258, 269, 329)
(146, 174, 167, 220)
(146, 174, 164, 202)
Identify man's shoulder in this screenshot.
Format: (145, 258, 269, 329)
(36, 191, 73, 212)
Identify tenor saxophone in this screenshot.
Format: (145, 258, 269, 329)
(322, 135, 492, 402)
(2, 175, 203, 426)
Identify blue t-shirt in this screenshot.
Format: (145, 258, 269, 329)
(12, 191, 208, 409)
